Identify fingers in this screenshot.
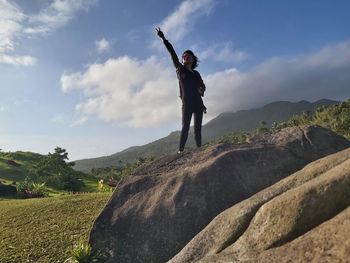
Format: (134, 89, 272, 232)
(155, 27, 164, 39)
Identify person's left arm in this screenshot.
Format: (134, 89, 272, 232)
(196, 71, 206, 96)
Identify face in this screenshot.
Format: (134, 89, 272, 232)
(182, 53, 194, 64)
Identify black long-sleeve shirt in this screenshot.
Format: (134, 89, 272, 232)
(163, 39, 206, 112)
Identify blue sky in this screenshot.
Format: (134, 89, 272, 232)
(1, 0, 350, 160)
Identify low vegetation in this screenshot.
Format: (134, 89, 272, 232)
(0, 147, 100, 197)
(67, 241, 105, 263)
(210, 99, 350, 145)
(91, 157, 155, 183)
(0, 192, 111, 262)
(16, 179, 48, 198)
(272, 99, 350, 139)
(0, 147, 155, 200)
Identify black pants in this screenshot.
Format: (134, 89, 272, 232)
(179, 106, 203, 151)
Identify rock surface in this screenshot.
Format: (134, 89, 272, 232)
(252, 206, 350, 263)
(89, 125, 350, 263)
(170, 147, 350, 263)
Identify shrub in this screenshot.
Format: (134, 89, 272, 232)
(16, 178, 33, 193)
(97, 180, 114, 193)
(206, 131, 248, 146)
(66, 241, 105, 263)
(57, 173, 84, 192)
(16, 178, 48, 198)
(30, 171, 85, 192)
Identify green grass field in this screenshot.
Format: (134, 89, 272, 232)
(0, 192, 112, 263)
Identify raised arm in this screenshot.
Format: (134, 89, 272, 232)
(156, 27, 182, 69)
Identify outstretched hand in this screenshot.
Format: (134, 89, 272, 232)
(155, 27, 165, 39)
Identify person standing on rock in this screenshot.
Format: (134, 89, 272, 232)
(156, 27, 207, 153)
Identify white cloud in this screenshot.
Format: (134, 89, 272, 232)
(95, 38, 110, 53)
(25, 0, 97, 34)
(155, 0, 215, 43)
(0, 0, 24, 53)
(0, 105, 6, 113)
(61, 56, 180, 128)
(61, 41, 350, 128)
(0, 53, 37, 66)
(0, 0, 33, 66)
(0, 0, 97, 66)
(204, 41, 350, 117)
(197, 42, 248, 63)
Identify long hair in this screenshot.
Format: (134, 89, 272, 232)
(183, 50, 199, 69)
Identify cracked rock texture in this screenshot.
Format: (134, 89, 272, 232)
(89, 125, 349, 263)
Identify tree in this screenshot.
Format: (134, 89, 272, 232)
(35, 147, 74, 175)
(32, 147, 84, 191)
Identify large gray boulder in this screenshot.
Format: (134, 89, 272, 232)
(171, 146, 350, 262)
(89, 125, 350, 263)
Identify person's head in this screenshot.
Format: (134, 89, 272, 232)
(182, 50, 198, 69)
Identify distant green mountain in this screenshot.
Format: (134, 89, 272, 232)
(73, 99, 338, 172)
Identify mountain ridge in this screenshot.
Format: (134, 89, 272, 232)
(73, 99, 338, 172)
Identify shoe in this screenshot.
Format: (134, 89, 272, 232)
(178, 150, 184, 154)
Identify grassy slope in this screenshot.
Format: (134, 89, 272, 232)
(0, 151, 42, 182)
(0, 193, 111, 263)
(0, 151, 99, 193)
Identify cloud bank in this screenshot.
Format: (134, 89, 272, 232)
(205, 41, 350, 114)
(61, 56, 180, 127)
(61, 41, 350, 127)
(0, 0, 97, 66)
